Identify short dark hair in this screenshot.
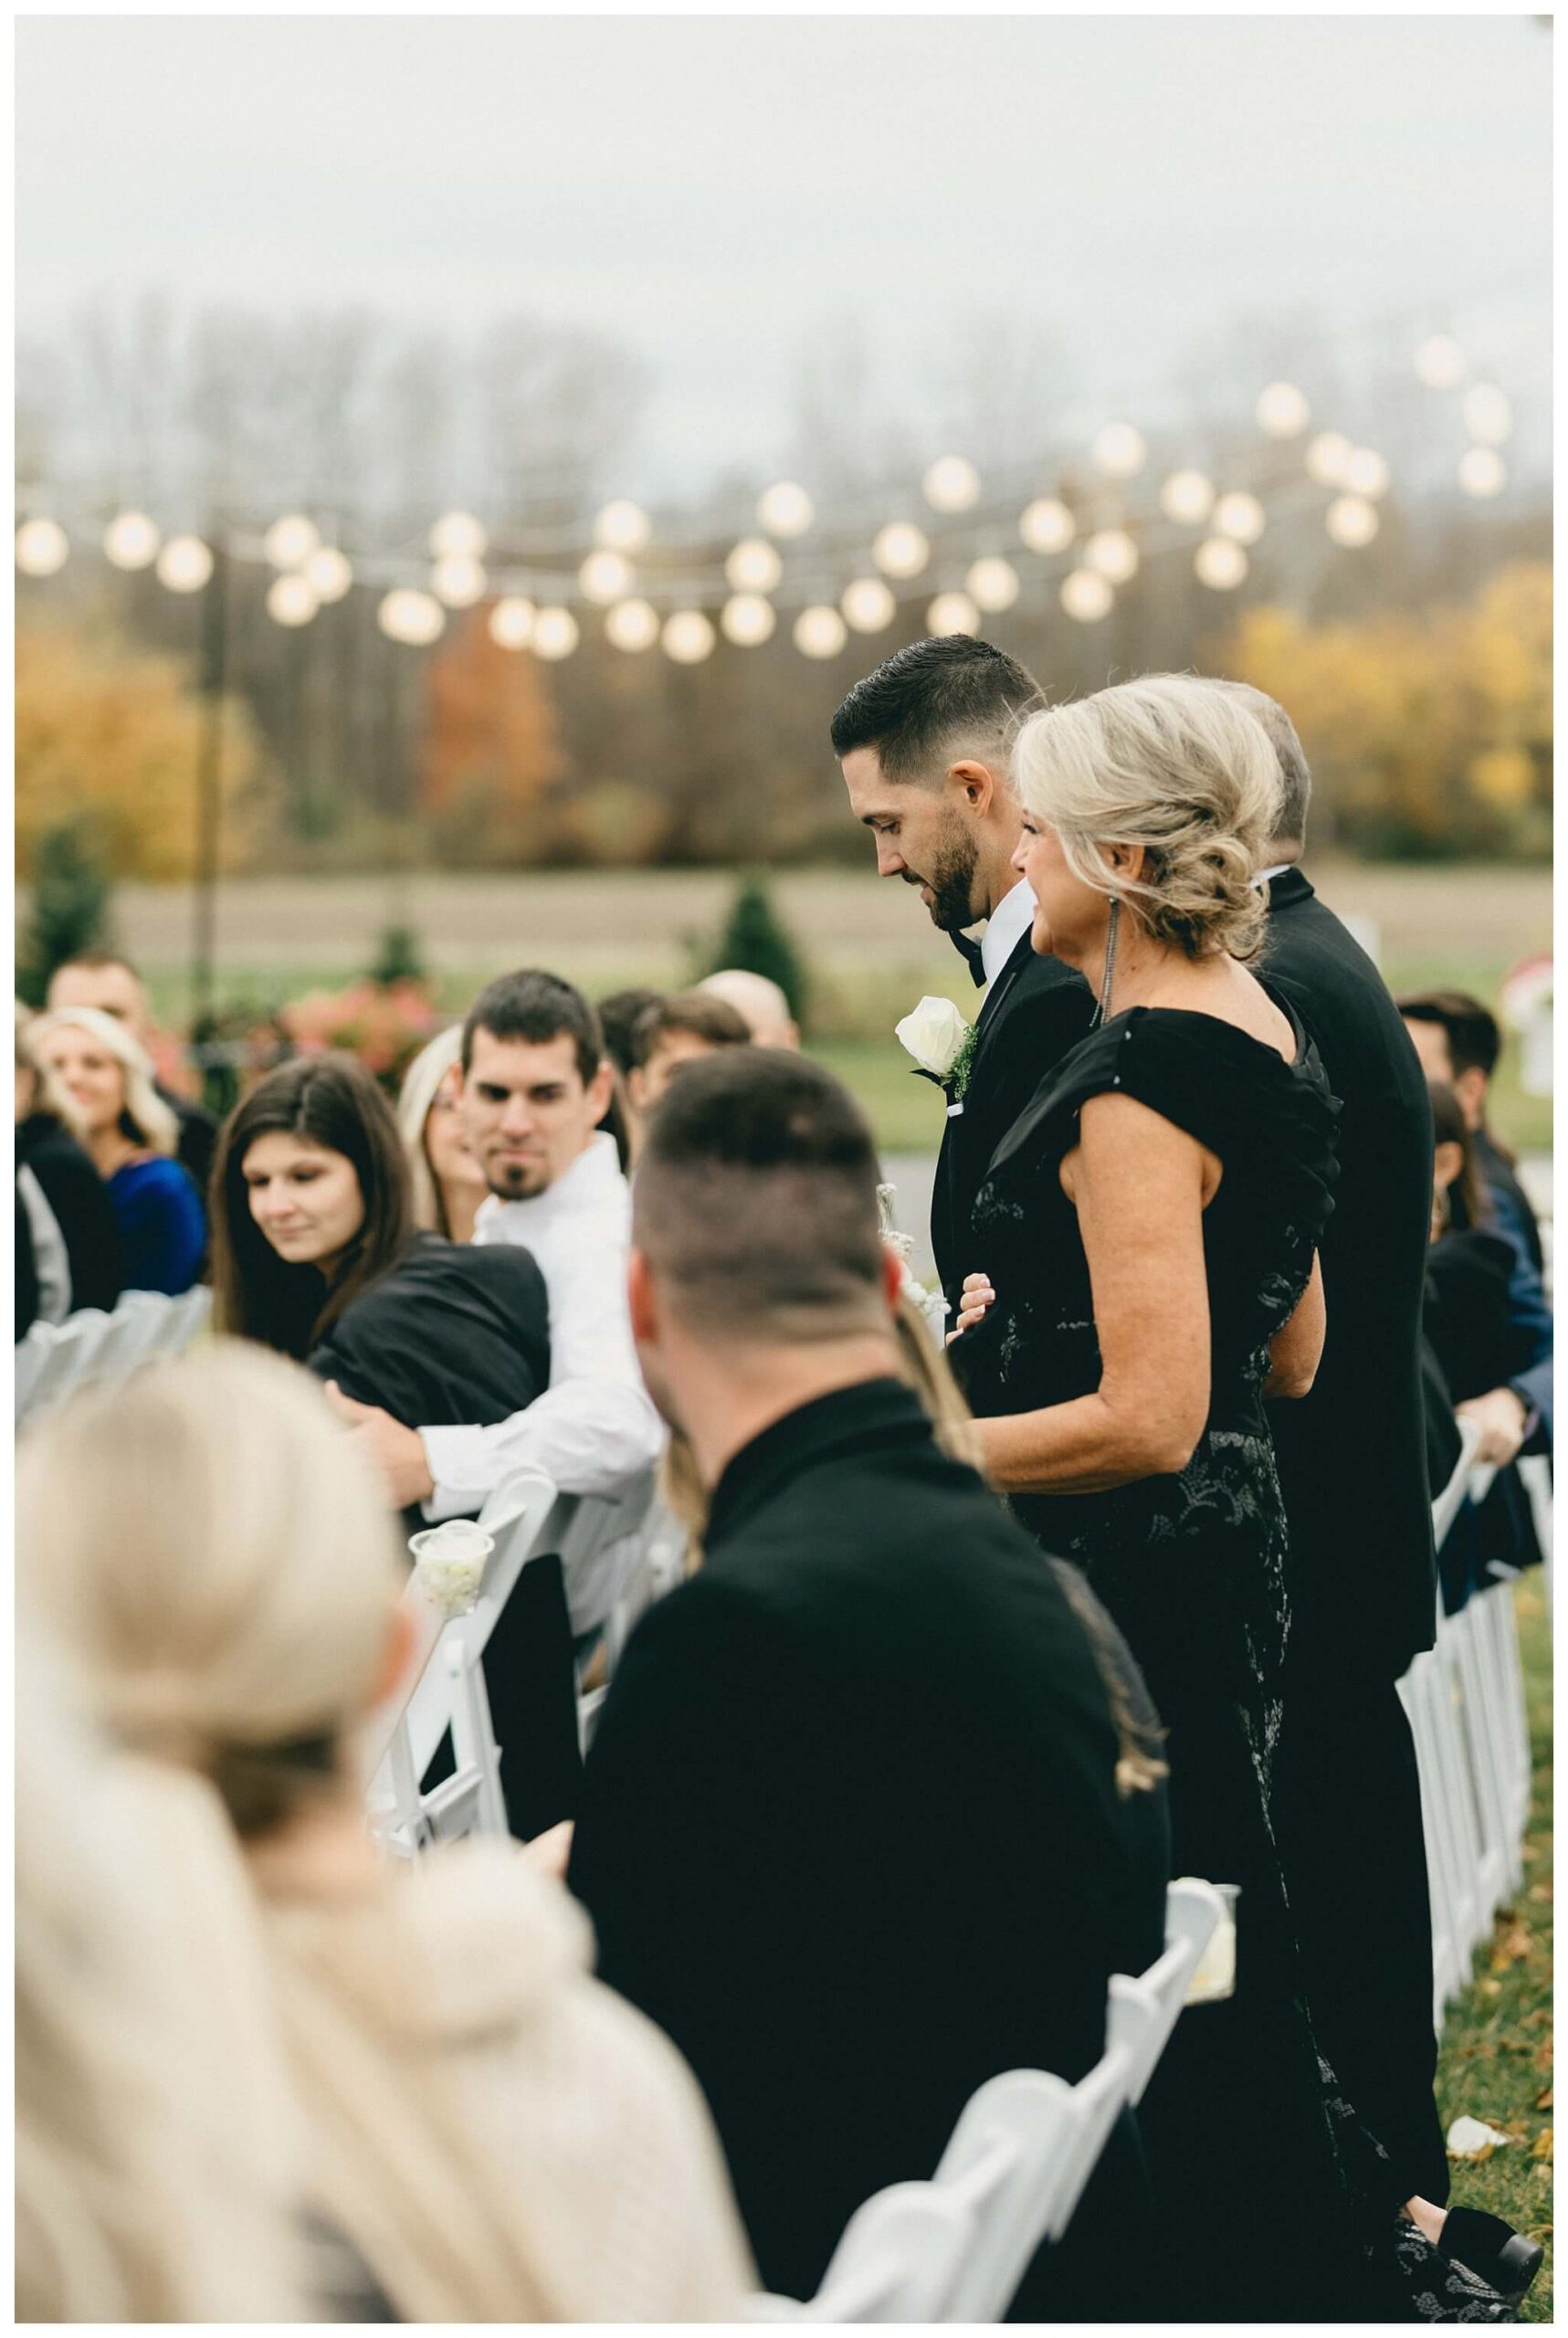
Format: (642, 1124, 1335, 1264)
(597, 986, 664, 1079)
(462, 969, 604, 1088)
(635, 1051, 887, 1341)
(630, 989, 751, 1071)
(210, 1052, 413, 1358)
(1398, 989, 1501, 1083)
(829, 636, 1047, 784)
(1427, 1079, 1489, 1233)
(1215, 681, 1312, 845)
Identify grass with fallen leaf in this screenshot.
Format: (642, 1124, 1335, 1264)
(1434, 1576, 1553, 2320)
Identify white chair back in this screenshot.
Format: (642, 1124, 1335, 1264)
(16, 1284, 213, 1430)
(790, 2183, 976, 2322)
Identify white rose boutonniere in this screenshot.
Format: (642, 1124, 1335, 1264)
(895, 995, 978, 1113)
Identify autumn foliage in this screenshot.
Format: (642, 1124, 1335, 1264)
(418, 605, 564, 861)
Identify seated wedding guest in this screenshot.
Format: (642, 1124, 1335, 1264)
(396, 1023, 487, 1242)
(1401, 987, 1545, 1274)
(568, 1050, 1149, 2313)
(596, 984, 662, 1166)
(15, 1004, 125, 1319)
(33, 1006, 205, 1296)
(696, 967, 801, 1049)
(47, 949, 218, 1196)
(626, 989, 751, 1143)
(16, 1620, 307, 2322)
(18, 1345, 754, 2324)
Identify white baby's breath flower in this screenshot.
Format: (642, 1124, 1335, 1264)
(407, 1520, 495, 1618)
(895, 995, 971, 1079)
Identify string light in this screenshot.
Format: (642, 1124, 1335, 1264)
(1256, 383, 1310, 438)
(1060, 569, 1113, 622)
(431, 553, 486, 607)
(923, 455, 981, 512)
(662, 609, 716, 664)
(927, 591, 980, 636)
(595, 500, 651, 554)
(1091, 422, 1146, 478)
(16, 518, 68, 576)
(841, 576, 896, 632)
(966, 556, 1019, 612)
(872, 521, 930, 579)
(155, 534, 213, 593)
(1458, 448, 1506, 499)
(757, 481, 814, 538)
(1462, 384, 1512, 446)
(430, 511, 487, 561)
(531, 606, 580, 660)
(1160, 470, 1215, 525)
(605, 597, 660, 652)
(306, 546, 353, 602)
(1342, 449, 1390, 500)
(265, 514, 318, 569)
(489, 596, 536, 650)
(1018, 497, 1075, 554)
(1194, 539, 1247, 590)
(1305, 432, 1353, 487)
(579, 550, 634, 605)
(1325, 497, 1379, 548)
(720, 594, 775, 647)
(103, 511, 160, 570)
(725, 537, 783, 593)
(794, 605, 847, 658)
(1214, 491, 1265, 545)
(1415, 334, 1466, 388)
(1085, 529, 1139, 584)
(378, 587, 445, 645)
(267, 573, 319, 627)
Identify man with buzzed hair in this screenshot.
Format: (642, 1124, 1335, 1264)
(834, 637, 1094, 1321)
(568, 1049, 1154, 2311)
(696, 966, 800, 1048)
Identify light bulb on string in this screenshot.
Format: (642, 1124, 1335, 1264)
(156, 534, 213, 593)
(306, 546, 353, 602)
(431, 553, 487, 607)
(927, 591, 980, 637)
(1415, 334, 1466, 388)
(103, 511, 161, 570)
(1256, 383, 1310, 438)
(605, 598, 659, 652)
(1325, 497, 1379, 548)
(532, 606, 580, 660)
(1091, 422, 1146, 478)
(1160, 470, 1215, 525)
(757, 481, 815, 538)
(267, 573, 319, 627)
(1458, 448, 1506, 499)
(489, 597, 536, 650)
(663, 610, 716, 664)
(265, 514, 319, 569)
(721, 594, 775, 647)
(1085, 529, 1139, 584)
(840, 576, 896, 632)
(579, 550, 633, 605)
(871, 521, 930, 579)
(1461, 384, 1512, 446)
(1060, 569, 1113, 623)
(1342, 449, 1390, 500)
(1305, 433, 1352, 488)
(1194, 539, 1247, 591)
(1018, 497, 1075, 554)
(595, 500, 651, 554)
(16, 518, 69, 577)
(725, 537, 783, 593)
(794, 605, 847, 658)
(378, 588, 445, 646)
(966, 556, 1019, 612)
(922, 455, 981, 512)
(1214, 491, 1265, 545)
(429, 511, 487, 561)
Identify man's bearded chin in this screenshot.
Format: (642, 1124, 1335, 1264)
(916, 830, 981, 932)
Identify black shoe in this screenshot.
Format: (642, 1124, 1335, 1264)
(1438, 2209, 1544, 2306)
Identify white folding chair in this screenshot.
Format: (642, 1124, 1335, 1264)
(1401, 1645, 1468, 2022)
(14, 1320, 58, 1423)
(16, 1307, 113, 1427)
(85, 1291, 176, 1386)
(765, 2182, 977, 2322)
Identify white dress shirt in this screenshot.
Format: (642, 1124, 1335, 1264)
(980, 878, 1037, 988)
(419, 1133, 666, 1568)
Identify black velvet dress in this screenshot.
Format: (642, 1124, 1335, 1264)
(953, 1005, 1513, 2324)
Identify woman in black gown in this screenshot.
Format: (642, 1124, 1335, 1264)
(949, 677, 1524, 2322)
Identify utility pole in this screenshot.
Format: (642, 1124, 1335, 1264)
(190, 532, 228, 1038)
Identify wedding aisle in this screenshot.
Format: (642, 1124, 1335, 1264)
(1435, 1576, 1554, 2322)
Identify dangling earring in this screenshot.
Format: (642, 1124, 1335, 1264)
(1090, 897, 1121, 1029)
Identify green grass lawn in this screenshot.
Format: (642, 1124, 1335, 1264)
(1434, 1576, 1553, 2320)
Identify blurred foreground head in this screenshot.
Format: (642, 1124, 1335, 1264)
(696, 968, 800, 1050)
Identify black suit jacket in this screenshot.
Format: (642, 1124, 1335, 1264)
(568, 1379, 1154, 2306)
(931, 935, 1094, 1312)
(16, 1112, 126, 1315)
(1262, 869, 1437, 1678)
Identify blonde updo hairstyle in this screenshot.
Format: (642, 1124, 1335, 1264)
(18, 1341, 405, 1838)
(1012, 674, 1284, 963)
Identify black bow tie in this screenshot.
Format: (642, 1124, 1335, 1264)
(950, 927, 988, 988)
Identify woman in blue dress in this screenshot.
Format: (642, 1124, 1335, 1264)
(35, 1006, 205, 1296)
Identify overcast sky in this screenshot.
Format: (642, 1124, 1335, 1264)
(16, 14, 1552, 493)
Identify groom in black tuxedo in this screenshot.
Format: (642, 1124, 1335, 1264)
(832, 638, 1094, 1318)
